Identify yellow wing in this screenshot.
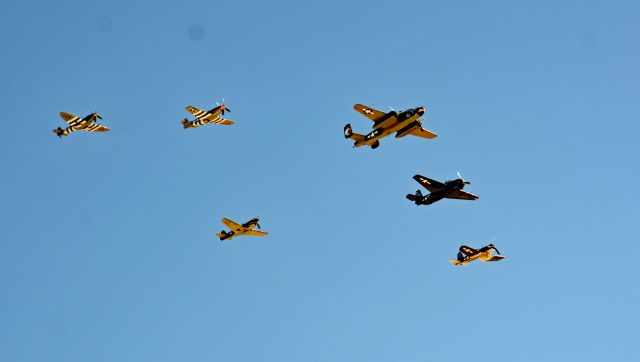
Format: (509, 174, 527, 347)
(353, 104, 387, 122)
(216, 119, 234, 125)
(409, 127, 437, 139)
(185, 105, 208, 118)
(244, 230, 268, 237)
(59, 112, 84, 126)
(221, 218, 241, 230)
(84, 123, 109, 132)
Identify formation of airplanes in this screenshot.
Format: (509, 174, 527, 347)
(51, 102, 505, 266)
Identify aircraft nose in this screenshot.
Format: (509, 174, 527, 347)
(417, 107, 425, 116)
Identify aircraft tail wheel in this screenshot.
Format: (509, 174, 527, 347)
(344, 124, 353, 138)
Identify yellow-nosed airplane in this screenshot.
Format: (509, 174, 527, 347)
(449, 244, 505, 266)
(181, 103, 234, 129)
(344, 104, 437, 149)
(216, 217, 268, 241)
(53, 112, 109, 137)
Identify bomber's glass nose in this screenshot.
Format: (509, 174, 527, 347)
(417, 107, 425, 116)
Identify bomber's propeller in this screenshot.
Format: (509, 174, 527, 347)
(457, 172, 470, 184)
(493, 247, 501, 255)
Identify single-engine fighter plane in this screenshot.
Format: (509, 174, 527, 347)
(53, 112, 109, 137)
(449, 244, 505, 266)
(216, 217, 268, 241)
(344, 104, 437, 149)
(181, 102, 234, 129)
(406, 172, 479, 205)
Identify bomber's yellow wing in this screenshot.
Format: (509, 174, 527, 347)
(353, 104, 387, 122)
(409, 127, 437, 139)
(244, 230, 268, 237)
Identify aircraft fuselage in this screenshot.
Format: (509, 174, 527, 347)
(416, 180, 466, 205)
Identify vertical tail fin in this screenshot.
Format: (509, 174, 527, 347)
(343, 123, 366, 145)
(405, 190, 424, 205)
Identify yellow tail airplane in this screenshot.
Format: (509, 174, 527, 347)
(449, 244, 505, 266)
(344, 104, 437, 149)
(53, 112, 109, 137)
(181, 102, 234, 129)
(216, 217, 268, 241)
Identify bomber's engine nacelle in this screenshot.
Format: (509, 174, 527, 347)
(395, 121, 422, 138)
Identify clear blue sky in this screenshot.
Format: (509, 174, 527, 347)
(1, 0, 639, 361)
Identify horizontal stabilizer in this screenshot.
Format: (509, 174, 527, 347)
(344, 124, 365, 142)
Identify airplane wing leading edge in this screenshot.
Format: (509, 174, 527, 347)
(413, 175, 446, 193)
(222, 218, 242, 230)
(353, 104, 386, 122)
(244, 230, 268, 237)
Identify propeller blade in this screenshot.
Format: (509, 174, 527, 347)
(494, 247, 501, 255)
(457, 171, 470, 184)
(257, 223, 261, 229)
(225, 107, 231, 113)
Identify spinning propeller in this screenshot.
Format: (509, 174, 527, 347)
(216, 98, 232, 115)
(489, 238, 500, 255)
(457, 172, 471, 185)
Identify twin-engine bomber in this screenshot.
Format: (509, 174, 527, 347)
(344, 104, 437, 149)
